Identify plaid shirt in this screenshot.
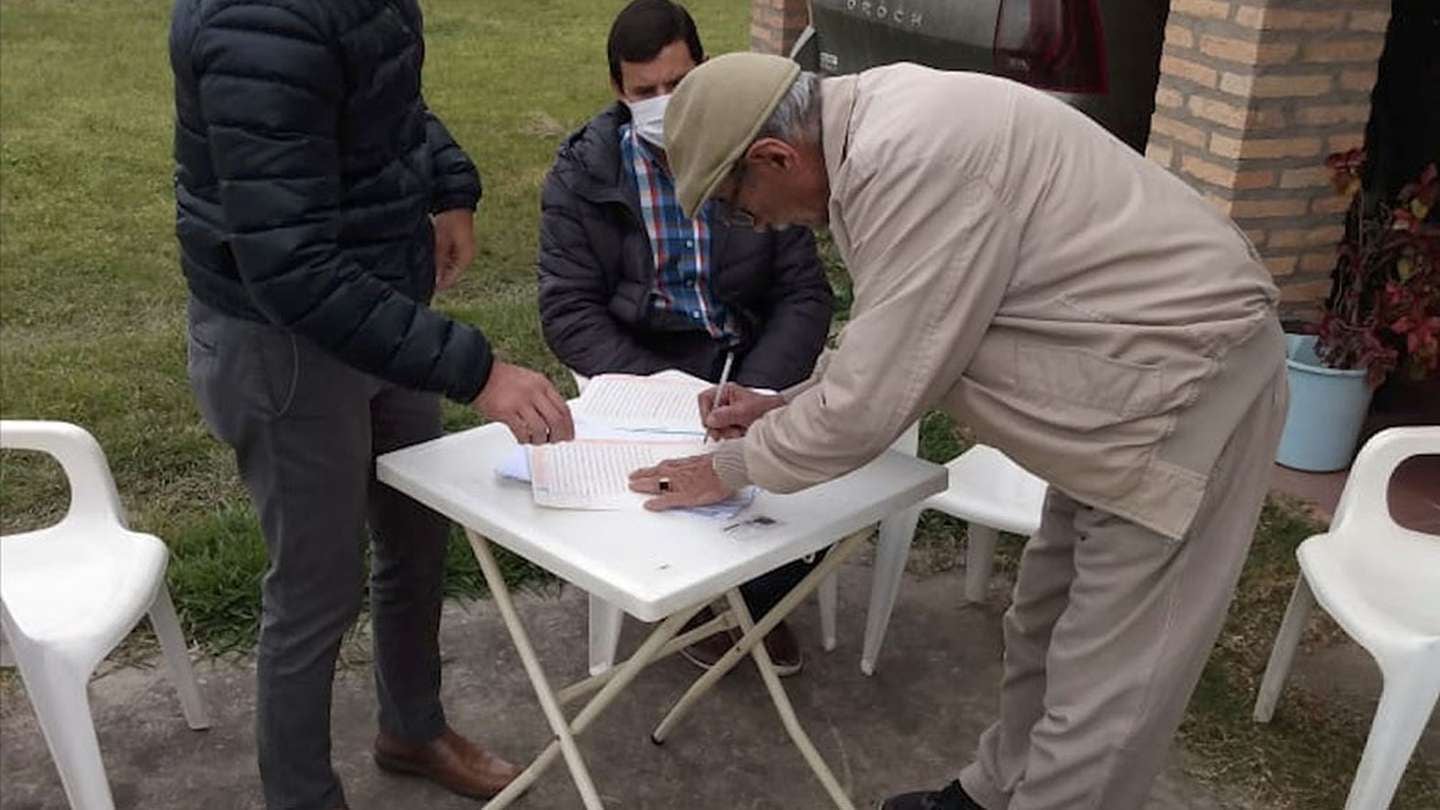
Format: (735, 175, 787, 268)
(621, 124, 736, 341)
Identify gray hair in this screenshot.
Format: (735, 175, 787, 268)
(754, 70, 822, 145)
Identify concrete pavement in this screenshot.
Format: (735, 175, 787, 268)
(1, 562, 1237, 810)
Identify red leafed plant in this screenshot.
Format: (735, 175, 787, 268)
(1316, 150, 1440, 388)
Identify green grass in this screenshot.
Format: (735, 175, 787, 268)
(1, 1, 1436, 806)
(0, 0, 751, 654)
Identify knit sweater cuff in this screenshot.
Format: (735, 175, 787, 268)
(711, 440, 752, 490)
(780, 377, 816, 403)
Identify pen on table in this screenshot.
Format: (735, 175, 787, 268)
(707, 351, 735, 445)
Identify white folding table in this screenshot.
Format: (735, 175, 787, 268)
(376, 423, 945, 809)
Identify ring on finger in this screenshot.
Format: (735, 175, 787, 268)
(658, 477, 671, 493)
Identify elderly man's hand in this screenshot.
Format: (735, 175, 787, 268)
(698, 385, 786, 441)
(629, 454, 734, 511)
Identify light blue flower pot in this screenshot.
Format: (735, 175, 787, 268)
(1276, 334, 1374, 472)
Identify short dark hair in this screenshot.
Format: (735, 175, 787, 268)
(606, 0, 704, 89)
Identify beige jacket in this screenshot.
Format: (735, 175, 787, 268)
(712, 64, 1286, 541)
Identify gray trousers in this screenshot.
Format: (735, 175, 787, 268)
(187, 298, 450, 810)
(960, 373, 1288, 810)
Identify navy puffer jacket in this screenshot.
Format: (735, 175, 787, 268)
(170, 0, 492, 402)
(538, 105, 833, 390)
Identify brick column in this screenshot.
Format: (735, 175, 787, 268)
(1146, 0, 1389, 318)
(751, 0, 810, 55)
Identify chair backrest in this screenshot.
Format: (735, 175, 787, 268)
(1327, 428, 1440, 627)
(0, 420, 127, 532)
(1331, 427, 1440, 539)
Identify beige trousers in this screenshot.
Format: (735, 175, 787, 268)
(960, 372, 1288, 810)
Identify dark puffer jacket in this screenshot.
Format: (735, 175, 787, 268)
(170, 0, 492, 403)
(538, 104, 833, 390)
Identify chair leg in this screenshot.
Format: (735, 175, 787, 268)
(1253, 576, 1316, 723)
(148, 585, 210, 730)
(860, 505, 921, 676)
(817, 573, 838, 652)
(963, 524, 1000, 603)
(22, 666, 116, 810)
(1343, 666, 1440, 810)
(588, 593, 624, 677)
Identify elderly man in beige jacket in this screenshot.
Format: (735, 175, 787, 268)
(628, 53, 1289, 810)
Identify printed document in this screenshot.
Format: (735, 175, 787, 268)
(572, 372, 710, 433)
(528, 438, 704, 510)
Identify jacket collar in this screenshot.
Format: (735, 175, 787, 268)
(819, 74, 859, 255)
(820, 74, 858, 192)
(554, 103, 639, 211)
(553, 101, 734, 257)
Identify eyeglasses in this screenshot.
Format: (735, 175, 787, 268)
(715, 161, 758, 229)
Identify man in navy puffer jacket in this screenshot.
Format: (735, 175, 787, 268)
(170, 2, 571, 807)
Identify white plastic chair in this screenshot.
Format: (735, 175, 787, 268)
(858, 440, 1048, 675)
(1253, 427, 1440, 810)
(0, 420, 210, 810)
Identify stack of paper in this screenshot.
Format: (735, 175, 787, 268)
(571, 372, 711, 434)
(498, 370, 752, 516)
(528, 438, 704, 510)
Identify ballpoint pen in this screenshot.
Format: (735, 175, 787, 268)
(706, 351, 735, 445)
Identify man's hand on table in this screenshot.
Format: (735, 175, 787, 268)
(698, 385, 786, 441)
(629, 454, 735, 511)
(472, 361, 576, 445)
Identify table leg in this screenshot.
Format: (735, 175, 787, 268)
(725, 589, 857, 810)
(492, 602, 702, 808)
(558, 608, 737, 706)
(466, 529, 605, 810)
(473, 524, 707, 809)
(650, 528, 870, 743)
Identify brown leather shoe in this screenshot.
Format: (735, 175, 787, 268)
(680, 608, 803, 677)
(762, 619, 803, 676)
(373, 727, 522, 799)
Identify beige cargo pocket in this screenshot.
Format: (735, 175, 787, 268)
(1015, 343, 1165, 431)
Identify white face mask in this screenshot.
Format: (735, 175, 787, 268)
(626, 93, 671, 149)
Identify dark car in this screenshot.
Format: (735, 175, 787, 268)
(791, 0, 1168, 152)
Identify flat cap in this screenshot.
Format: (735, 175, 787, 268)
(664, 52, 800, 218)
